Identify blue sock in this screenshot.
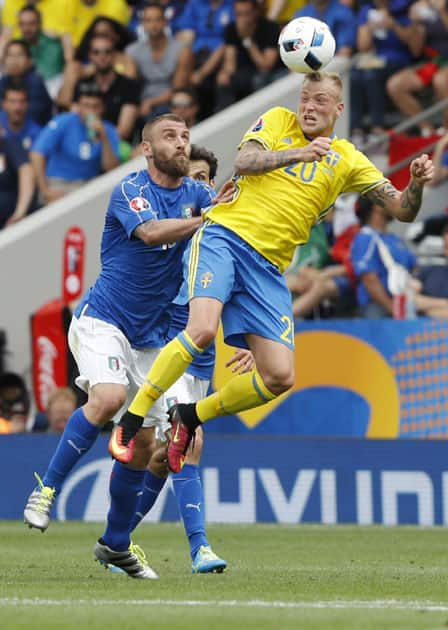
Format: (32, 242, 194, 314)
(102, 461, 145, 551)
(42, 408, 100, 493)
(172, 464, 208, 560)
(129, 470, 167, 533)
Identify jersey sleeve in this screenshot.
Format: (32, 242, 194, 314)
(31, 115, 66, 156)
(238, 107, 288, 151)
(351, 230, 381, 277)
(343, 147, 389, 195)
(111, 180, 159, 239)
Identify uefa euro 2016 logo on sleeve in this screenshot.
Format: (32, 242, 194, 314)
(129, 196, 150, 212)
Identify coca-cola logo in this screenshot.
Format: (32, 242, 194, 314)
(37, 336, 58, 408)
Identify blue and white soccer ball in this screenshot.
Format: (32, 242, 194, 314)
(278, 17, 336, 74)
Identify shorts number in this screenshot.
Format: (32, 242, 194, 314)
(280, 315, 293, 345)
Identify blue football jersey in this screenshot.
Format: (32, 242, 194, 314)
(75, 169, 214, 348)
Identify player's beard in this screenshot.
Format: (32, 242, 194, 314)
(152, 151, 190, 178)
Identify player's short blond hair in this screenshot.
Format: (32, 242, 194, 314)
(302, 71, 343, 97)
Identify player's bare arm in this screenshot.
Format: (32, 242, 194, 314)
(365, 154, 434, 222)
(134, 216, 202, 246)
(234, 137, 332, 175)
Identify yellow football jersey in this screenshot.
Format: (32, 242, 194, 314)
(207, 107, 388, 272)
(2, 0, 71, 37)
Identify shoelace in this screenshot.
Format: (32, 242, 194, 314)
(33, 472, 55, 512)
(129, 542, 147, 566)
(197, 546, 216, 560)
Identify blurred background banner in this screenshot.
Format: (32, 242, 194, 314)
(211, 318, 448, 439)
(3, 434, 448, 525)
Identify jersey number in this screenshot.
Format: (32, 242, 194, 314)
(280, 315, 293, 345)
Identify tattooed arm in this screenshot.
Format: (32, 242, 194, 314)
(234, 137, 332, 175)
(365, 154, 434, 222)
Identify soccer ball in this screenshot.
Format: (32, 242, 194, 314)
(278, 17, 336, 74)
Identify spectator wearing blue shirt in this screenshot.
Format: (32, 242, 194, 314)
(0, 40, 52, 126)
(351, 196, 448, 318)
(0, 85, 41, 152)
(295, 0, 356, 57)
(178, 0, 234, 119)
(0, 135, 36, 229)
(350, 0, 417, 145)
(31, 82, 120, 205)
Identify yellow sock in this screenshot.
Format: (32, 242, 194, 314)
(129, 332, 203, 417)
(196, 369, 276, 422)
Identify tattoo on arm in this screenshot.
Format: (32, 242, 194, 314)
(234, 140, 300, 175)
(400, 179, 423, 217)
(365, 182, 399, 208)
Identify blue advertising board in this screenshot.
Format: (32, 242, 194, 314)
(2, 434, 448, 526)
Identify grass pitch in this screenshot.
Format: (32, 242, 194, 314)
(1, 522, 448, 629)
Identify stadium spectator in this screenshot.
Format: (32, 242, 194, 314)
(386, 0, 448, 136)
(31, 82, 120, 204)
(129, 0, 189, 38)
(428, 131, 448, 186)
(67, 0, 131, 48)
(351, 196, 448, 318)
(126, 2, 192, 122)
(0, 372, 30, 433)
(0, 84, 42, 152)
(61, 36, 140, 142)
(0, 0, 72, 62)
(417, 222, 448, 299)
(295, 0, 357, 57)
(0, 39, 53, 126)
(17, 4, 65, 99)
(73, 16, 137, 79)
(215, 0, 284, 112)
(37, 387, 77, 434)
(0, 133, 36, 228)
(350, 0, 419, 148)
(169, 87, 199, 128)
(177, 0, 234, 119)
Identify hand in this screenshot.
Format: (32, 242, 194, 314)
(191, 70, 204, 86)
(139, 100, 153, 117)
(298, 137, 332, 162)
(88, 115, 106, 140)
(213, 180, 236, 204)
(410, 153, 434, 184)
(43, 187, 66, 203)
(4, 212, 24, 227)
(225, 348, 255, 374)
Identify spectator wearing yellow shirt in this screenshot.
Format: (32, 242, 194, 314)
(0, 0, 72, 61)
(67, 0, 131, 47)
(264, 0, 306, 24)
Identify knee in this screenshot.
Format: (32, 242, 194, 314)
(260, 366, 295, 396)
(187, 323, 218, 349)
(386, 75, 399, 97)
(433, 72, 448, 96)
(87, 389, 126, 424)
(147, 444, 169, 477)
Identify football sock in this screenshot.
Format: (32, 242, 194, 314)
(196, 369, 276, 422)
(172, 464, 208, 560)
(42, 408, 100, 493)
(102, 462, 145, 551)
(129, 331, 203, 417)
(129, 470, 167, 532)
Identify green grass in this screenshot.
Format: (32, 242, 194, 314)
(2, 522, 448, 629)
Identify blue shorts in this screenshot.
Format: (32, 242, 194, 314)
(175, 222, 294, 350)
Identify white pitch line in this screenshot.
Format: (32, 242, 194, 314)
(1, 599, 448, 611)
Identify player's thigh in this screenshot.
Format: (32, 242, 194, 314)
(68, 314, 132, 393)
(222, 245, 295, 353)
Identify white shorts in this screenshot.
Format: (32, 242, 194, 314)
(68, 313, 209, 435)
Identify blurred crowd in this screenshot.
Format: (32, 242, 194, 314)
(1, 0, 448, 431)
